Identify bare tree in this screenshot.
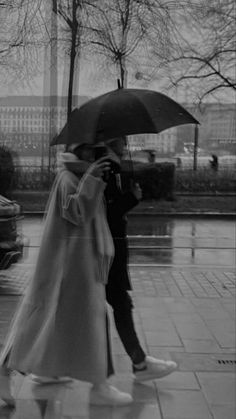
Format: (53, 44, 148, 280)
(0, 0, 47, 87)
(51, 0, 85, 120)
(83, 0, 173, 88)
(150, 0, 236, 103)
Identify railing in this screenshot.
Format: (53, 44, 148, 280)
(13, 165, 56, 190)
(10, 163, 236, 194)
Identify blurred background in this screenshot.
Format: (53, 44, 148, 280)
(0, 0, 235, 207)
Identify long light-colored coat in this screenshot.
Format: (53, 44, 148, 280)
(0, 158, 114, 384)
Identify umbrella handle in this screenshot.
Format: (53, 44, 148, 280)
(116, 79, 135, 181)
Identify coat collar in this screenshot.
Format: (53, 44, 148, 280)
(58, 152, 91, 174)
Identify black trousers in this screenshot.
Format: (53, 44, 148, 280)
(106, 282, 146, 365)
(105, 311, 115, 377)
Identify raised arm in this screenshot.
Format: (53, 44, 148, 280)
(59, 158, 111, 225)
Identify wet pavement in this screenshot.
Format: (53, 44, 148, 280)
(128, 216, 235, 268)
(20, 215, 236, 268)
(0, 215, 235, 418)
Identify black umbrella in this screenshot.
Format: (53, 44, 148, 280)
(51, 88, 199, 146)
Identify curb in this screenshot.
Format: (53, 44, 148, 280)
(175, 192, 236, 197)
(22, 211, 236, 218)
(130, 212, 236, 217)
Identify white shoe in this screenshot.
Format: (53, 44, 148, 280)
(90, 383, 133, 406)
(0, 366, 15, 407)
(30, 374, 72, 385)
(134, 356, 178, 382)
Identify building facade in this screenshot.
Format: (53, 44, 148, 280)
(177, 103, 236, 154)
(127, 128, 177, 155)
(0, 97, 235, 164)
(0, 96, 88, 164)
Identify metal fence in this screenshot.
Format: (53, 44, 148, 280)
(13, 165, 56, 190)
(11, 162, 236, 193)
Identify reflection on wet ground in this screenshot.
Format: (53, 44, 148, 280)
(20, 216, 236, 268)
(129, 247, 235, 267)
(127, 216, 235, 241)
(127, 216, 235, 267)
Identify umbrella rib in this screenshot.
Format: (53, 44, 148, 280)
(126, 90, 160, 134)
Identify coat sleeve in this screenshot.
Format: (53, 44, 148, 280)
(59, 170, 106, 225)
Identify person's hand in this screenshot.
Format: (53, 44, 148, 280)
(87, 157, 111, 180)
(132, 182, 142, 200)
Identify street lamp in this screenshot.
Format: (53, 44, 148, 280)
(193, 124, 199, 171)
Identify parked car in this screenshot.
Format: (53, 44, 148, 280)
(0, 195, 25, 270)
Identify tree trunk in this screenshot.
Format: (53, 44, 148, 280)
(67, 0, 78, 122)
(67, 39, 76, 121)
(118, 56, 128, 88)
(120, 59, 125, 88)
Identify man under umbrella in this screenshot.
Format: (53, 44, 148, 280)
(104, 137, 178, 382)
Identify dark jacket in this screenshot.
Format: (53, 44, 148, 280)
(105, 174, 139, 290)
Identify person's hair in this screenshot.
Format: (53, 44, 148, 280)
(72, 144, 94, 160)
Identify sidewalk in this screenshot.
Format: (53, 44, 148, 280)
(0, 262, 235, 418)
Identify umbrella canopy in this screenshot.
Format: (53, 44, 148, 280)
(51, 88, 199, 146)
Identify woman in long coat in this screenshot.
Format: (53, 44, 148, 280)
(0, 145, 132, 406)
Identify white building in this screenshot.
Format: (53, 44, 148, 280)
(0, 96, 89, 162)
(129, 127, 177, 155)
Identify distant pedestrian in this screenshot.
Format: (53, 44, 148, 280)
(176, 157, 182, 169)
(209, 154, 218, 171)
(148, 150, 156, 163)
(0, 143, 132, 407)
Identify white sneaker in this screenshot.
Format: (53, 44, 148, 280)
(0, 366, 15, 407)
(30, 374, 72, 385)
(90, 383, 133, 406)
(134, 356, 178, 382)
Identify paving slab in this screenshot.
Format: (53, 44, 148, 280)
(173, 320, 214, 340)
(153, 372, 199, 390)
(210, 403, 236, 419)
(158, 389, 212, 419)
(182, 338, 226, 353)
(196, 372, 236, 405)
(202, 319, 236, 348)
